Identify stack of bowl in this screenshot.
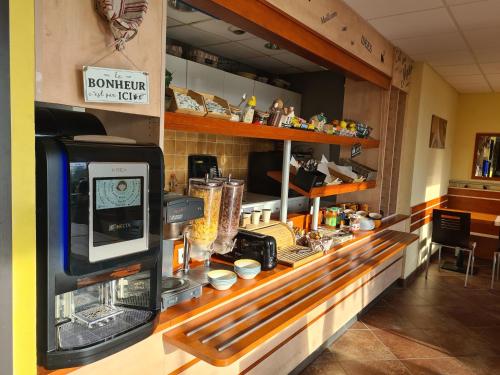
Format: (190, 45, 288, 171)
(234, 259, 261, 279)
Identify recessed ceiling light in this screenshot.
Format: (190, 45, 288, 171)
(264, 42, 280, 50)
(228, 26, 246, 36)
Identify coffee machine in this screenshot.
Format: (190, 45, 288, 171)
(35, 108, 163, 369)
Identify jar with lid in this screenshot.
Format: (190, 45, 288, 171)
(268, 101, 284, 127)
(187, 177, 223, 260)
(214, 176, 244, 254)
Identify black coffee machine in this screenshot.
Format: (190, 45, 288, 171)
(35, 108, 163, 369)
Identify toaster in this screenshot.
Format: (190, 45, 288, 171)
(215, 229, 277, 270)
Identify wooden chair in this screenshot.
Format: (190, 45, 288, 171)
(425, 209, 476, 287)
(492, 249, 500, 289)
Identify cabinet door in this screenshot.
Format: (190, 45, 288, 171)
(223, 73, 255, 107)
(187, 60, 224, 97)
(281, 89, 302, 116)
(253, 81, 283, 112)
(165, 54, 187, 89)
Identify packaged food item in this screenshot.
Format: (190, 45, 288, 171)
(242, 96, 256, 123)
(268, 101, 284, 127)
(253, 110, 269, 125)
(205, 99, 228, 115)
(214, 177, 244, 254)
(281, 106, 295, 127)
(176, 93, 204, 112)
(188, 178, 223, 260)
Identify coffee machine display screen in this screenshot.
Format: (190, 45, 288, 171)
(89, 163, 149, 263)
(95, 178, 142, 210)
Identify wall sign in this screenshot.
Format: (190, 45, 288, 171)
(351, 143, 362, 158)
(83, 66, 149, 104)
(392, 48, 413, 93)
(263, 0, 394, 76)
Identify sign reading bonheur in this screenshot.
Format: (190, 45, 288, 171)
(83, 66, 149, 104)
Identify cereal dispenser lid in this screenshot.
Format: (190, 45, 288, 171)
(215, 174, 244, 186)
(189, 176, 223, 188)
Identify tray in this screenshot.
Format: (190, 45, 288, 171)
(167, 86, 206, 117)
(200, 93, 231, 120)
(277, 245, 323, 267)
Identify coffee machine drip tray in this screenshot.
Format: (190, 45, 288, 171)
(160, 277, 202, 311)
(58, 308, 153, 350)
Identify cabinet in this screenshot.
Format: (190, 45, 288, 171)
(253, 81, 284, 112)
(186, 60, 225, 98)
(165, 54, 187, 88)
(165, 55, 303, 112)
(222, 73, 255, 107)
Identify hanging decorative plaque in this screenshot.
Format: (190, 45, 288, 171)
(83, 66, 149, 104)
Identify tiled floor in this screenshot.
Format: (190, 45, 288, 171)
(301, 256, 500, 375)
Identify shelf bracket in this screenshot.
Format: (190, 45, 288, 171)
(280, 140, 291, 223)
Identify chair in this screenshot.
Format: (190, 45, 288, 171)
(492, 249, 500, 289)
(490, 229, 500, 289)
(425, 209, 476, 287)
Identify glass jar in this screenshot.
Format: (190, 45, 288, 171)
(214, 177, 244, 254)
(188, 177, 223, 259)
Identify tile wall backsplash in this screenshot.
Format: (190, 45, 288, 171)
(164, 130, 275, 193)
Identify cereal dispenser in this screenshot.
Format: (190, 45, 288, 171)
(186, 177, 223, 262)
(214, 176, 244, 254)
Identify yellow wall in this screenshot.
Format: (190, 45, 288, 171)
(10, 0, 37, 374)
(450, 93, 500, 181)
(407, 63, 459, 207)
(397, 62, 459, 277)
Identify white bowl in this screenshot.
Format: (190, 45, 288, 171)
(207, 270, 237, 290)
(369, 212, 382, 220)
(234, 259, 261, 279)
(359, 217, 375, 231)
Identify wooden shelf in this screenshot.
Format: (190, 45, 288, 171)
(164, 112, 380, 148)
(267, 170, 376, 198)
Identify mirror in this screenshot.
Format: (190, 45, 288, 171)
(472, 133, 500, 180)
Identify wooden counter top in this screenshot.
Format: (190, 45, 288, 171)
(163, 229, 418, 366)
(156, 214, 409, 332)
(38, 215, 410, 375)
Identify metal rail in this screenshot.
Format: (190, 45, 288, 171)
(216, 233, 406, 351)
(200, 233, 405, 346)
(185, 231, 394, 337)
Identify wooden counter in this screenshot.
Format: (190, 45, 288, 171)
(164, 230, 416, 366)
(156, 214, 408, 332)
(38, 215, 414, 375)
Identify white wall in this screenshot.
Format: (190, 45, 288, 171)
(398, 62, 459, 278)
(166, 54, 302, 112)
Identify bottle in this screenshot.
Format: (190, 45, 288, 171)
(283, 106, 295, 127)
(242, 96, 256, 123)
(268, 102, 284, 127)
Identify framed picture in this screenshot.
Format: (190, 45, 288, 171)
(429, 115, 447, 149)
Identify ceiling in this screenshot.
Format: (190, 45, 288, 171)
(344, 0, 500, 93)
(166, 6, 325, 75)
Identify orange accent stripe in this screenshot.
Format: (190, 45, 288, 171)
(410, 195, 448, 214)
(167, 358, 201, 375)
(410, 201, 448, 225)
(410, 215, 433, 232)
(239, 257, 403, 375)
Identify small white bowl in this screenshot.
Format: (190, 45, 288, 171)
(356, 210, 368, 217)
(234, 259, 261, 279)
(369, 212, 382, 220)
(207, 270, 237, 290)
